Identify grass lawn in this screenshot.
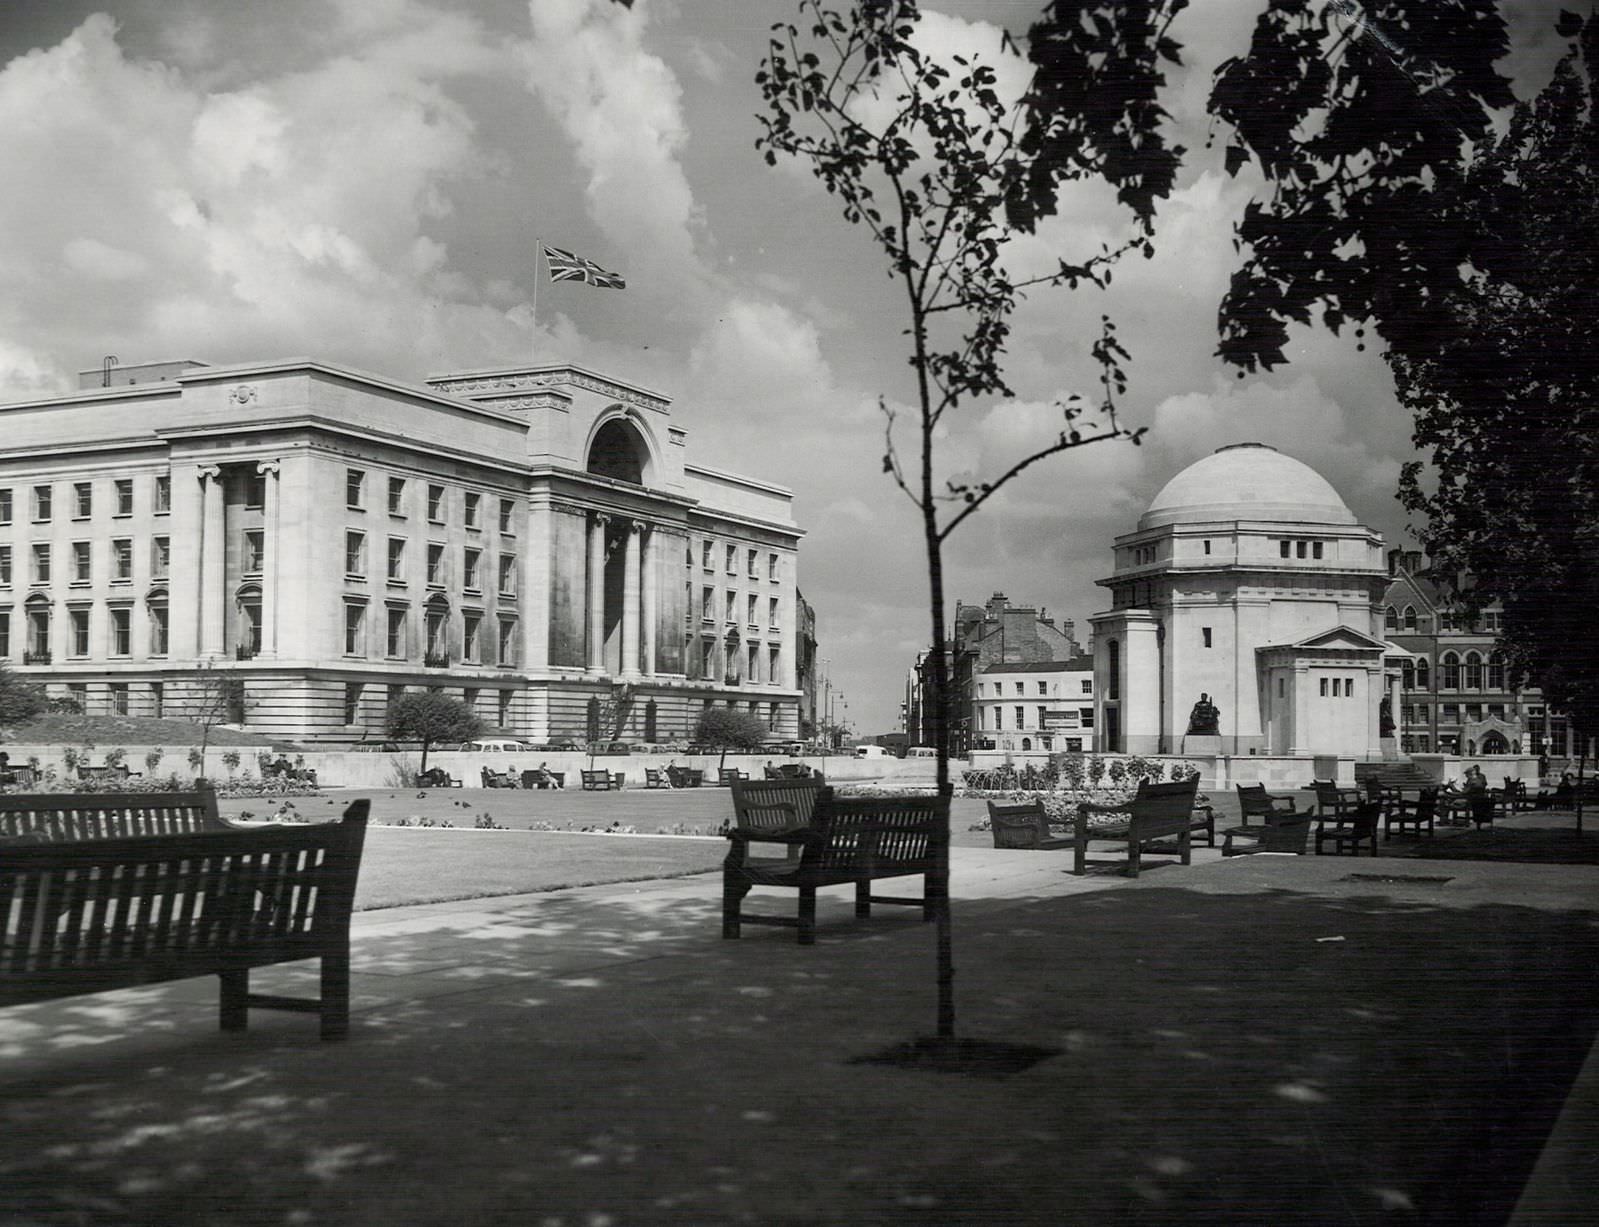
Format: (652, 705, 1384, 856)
(9, 714, 292, 748)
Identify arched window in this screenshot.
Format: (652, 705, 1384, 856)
(23, 593, 50, 663)
(1464, 651, 1483, 690)
(586, 418, 650, 485)
(146, 588, 169, 656)
(1441, 652, 1460, 690)
(424, 595, 451, 664)
(1488, 652, 1506, 691)
(1384, 605, 1398, 631)
(234, 584, 262, 660)
(1403, 606, 1418, 631)
(1021, 737, 1032, 751)
(1416, 658, 1431, 690)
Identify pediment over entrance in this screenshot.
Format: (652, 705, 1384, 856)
(1258, 623, 1390, 655)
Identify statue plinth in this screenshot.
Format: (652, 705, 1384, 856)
(1182, 734, 1222, 756)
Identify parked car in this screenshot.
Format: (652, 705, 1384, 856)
(854, 745, 894, 761)
(458, 739, 524, 753)
(586, 741, 632, 755)
(904, 746, 937, 759)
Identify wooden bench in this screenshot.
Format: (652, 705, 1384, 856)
(417, 769, 461, 788)
(1, 797, 369, 1040)
(1315, 799, 1380, 855)
(730, 777, 829, 846)
(520, 768, 564, 790)
(580, 769, 618, 791)
(666, 766, 703, 788)
(1074, 778, 1200, 877)
(0, 786, 234, 842)
(480, 767, 518, 788)
(987, 799, 1071, 850)
(717, 768, 749, 786)
(722, 791, 946, 945)
(1221, 784, 1310, 857)
(644, 768, 672, 789)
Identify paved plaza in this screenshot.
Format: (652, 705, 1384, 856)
(2, 792, 1596, 1225)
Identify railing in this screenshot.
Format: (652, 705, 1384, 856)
(424, 651, 450, 668)
(23, 650, 50, 665)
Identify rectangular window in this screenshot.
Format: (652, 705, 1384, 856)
(152, 537, 170, 580)
(149, 605, 169, 655)
(344, 683, 363, 725)
(0, 545, 10, 586)
(110, 608, 131, 655)
(154, 474, 170, 514)
(1079, 708, 1095, 728)
(1202, 626, 1212, 648)
(498, 618, 518, 666)
(1038, 681, 1049, 695)
(1278, 677, 1286, 698)
(32, 485, 51, 522)
(1015, 705, 1025, 729)
(1312, 540, 1324, 560)
(994, 707, 1002, 731)
(768, 552, 779, 581)
(498, 554, 516, 595)
(1082, 679, 1093, 694)
(427, 543, 445, 586)
(748, 643, 759, 683)
(725, 590, 736, 622)
(1014, 682, 1024, 696)
(463, 548, 481, 590)
(464, 492, 481, 529)
(498, 690, 512, 726)
(70, 609, 89, 656)
(73, 482, 92, 518)
(114, 479, 133, 516)
(112, 538, 132, 581)
(499, 498, 514, 534)
(32, 544, 49, 585)
(72, 541, 91, 583)
(388, 476, 405, 516)
(346, 469, 365, 509)
(463, 612, 482, 662)
(1204, 539, 1211, 555)
(1296, 539, 1308, 558)
(1279, 539, 1290, 558)
(244, 473, 265, 509)
(427, 484, 445, 523)
(1345, 676, 1355, 696)
(769, 597, 780, 628)
(747, 548, 759, 578)
(344, 602, 366, 655)
(387, 538, 406, 581)
(344, 531, 365, 577)
(702, 540, 714, 570)
(702, 586, 715, 622)
(243, 530, 263, 574)
(1320, 677, 1329, 697)
(769, 645, 780, 684)
(109, 682, 129, 714)
(386, 607, 407, 657)
(726, 544, 737, 574)
(0, 488, 11, 524)
(747, 593, 758, 626)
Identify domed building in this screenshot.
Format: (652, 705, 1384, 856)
(1089, 443, 1402, 762)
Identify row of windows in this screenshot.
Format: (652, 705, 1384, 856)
(693, 639, 785, 685)
(1384, 604, 1502, 633)
(1399, 653, 1510, 692)
(345, 469, 518, 535)
(0, 476, 172, 526)
(6, 602, 170, 660)
(979, 679, 1093, 697)
(0, 537, 172, 587)
(691, 538, 781, 583)
(980, 705, 1095, 731)
(1318, 676, 1358, 698)
(1278, 538, 1326, 560)
(340, 600, 519, 666)
(689, 585, 783, 630)
(345, 532, 517, 594)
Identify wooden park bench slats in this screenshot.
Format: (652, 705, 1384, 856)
(644, 768, 672, 788)
(666, 766, 703, 788)
(1, 801, 368, 1039)
(0, 788, 234, 843)
(722, 791, 947, 945)
(1074, 778, 1201, 877)
(987, 799, 1072, 850)
(580, 770, 616, 790)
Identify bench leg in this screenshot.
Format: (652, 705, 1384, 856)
(1180, 828, 1192, 867)
(855, 879, 871, 919)
(1074, 836, 1087, 877)
(321, 952, 351, 1041)
(1127, 840, 1141, 878)
(797, 887, 817, 945)
(220, 969, 248, 1032)
(722, 873, 749, 939)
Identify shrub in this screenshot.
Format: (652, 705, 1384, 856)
(1107, 758, 1127, 784)
(221, 749, 242, 776)
(144, 747, 164, 774)
(692, 707, 770, 752)
(1086, 755, 1106, 786)
(104, 747, 127, 768)
(187, 747, 204, 772)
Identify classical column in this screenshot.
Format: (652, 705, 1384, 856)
(258, 460, 280, 657)
(198, 465, 224, 657)
(587, 512, 608, 673)
(621, 520, 643, 678)
(640, 525, 658, 677)
(1290, 665, 1311, 756)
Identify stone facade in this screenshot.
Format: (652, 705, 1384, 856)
(974, 656, 1095, 754)
(2, 358, 803, 742)
(1090, 444, 1402, 758)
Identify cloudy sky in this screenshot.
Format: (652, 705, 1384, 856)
(0, 0, 1571, 734)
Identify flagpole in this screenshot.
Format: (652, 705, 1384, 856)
(531, 237, 542, 366)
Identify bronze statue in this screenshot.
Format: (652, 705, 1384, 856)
(1186, 692, 1220, 736)
(1380, 693, 1394, 737)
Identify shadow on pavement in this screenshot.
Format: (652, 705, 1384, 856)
(2, 871, 1596, 1226)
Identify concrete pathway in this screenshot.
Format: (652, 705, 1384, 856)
(2, 835, 1596, 1225)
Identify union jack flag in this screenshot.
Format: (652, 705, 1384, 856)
(543, 245, 626, 289)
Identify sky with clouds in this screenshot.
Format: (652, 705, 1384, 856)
(0, 0, 1572, 734)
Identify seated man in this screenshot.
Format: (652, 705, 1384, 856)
(418, 766, 453, 788)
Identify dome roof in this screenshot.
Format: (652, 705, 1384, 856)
(1139, 443, 1356, 530)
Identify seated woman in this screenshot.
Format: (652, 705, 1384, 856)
(1552, 772, 1576, 808)
(418, 766, 453, 788)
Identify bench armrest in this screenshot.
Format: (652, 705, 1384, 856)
(726, 828, 814, 846)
